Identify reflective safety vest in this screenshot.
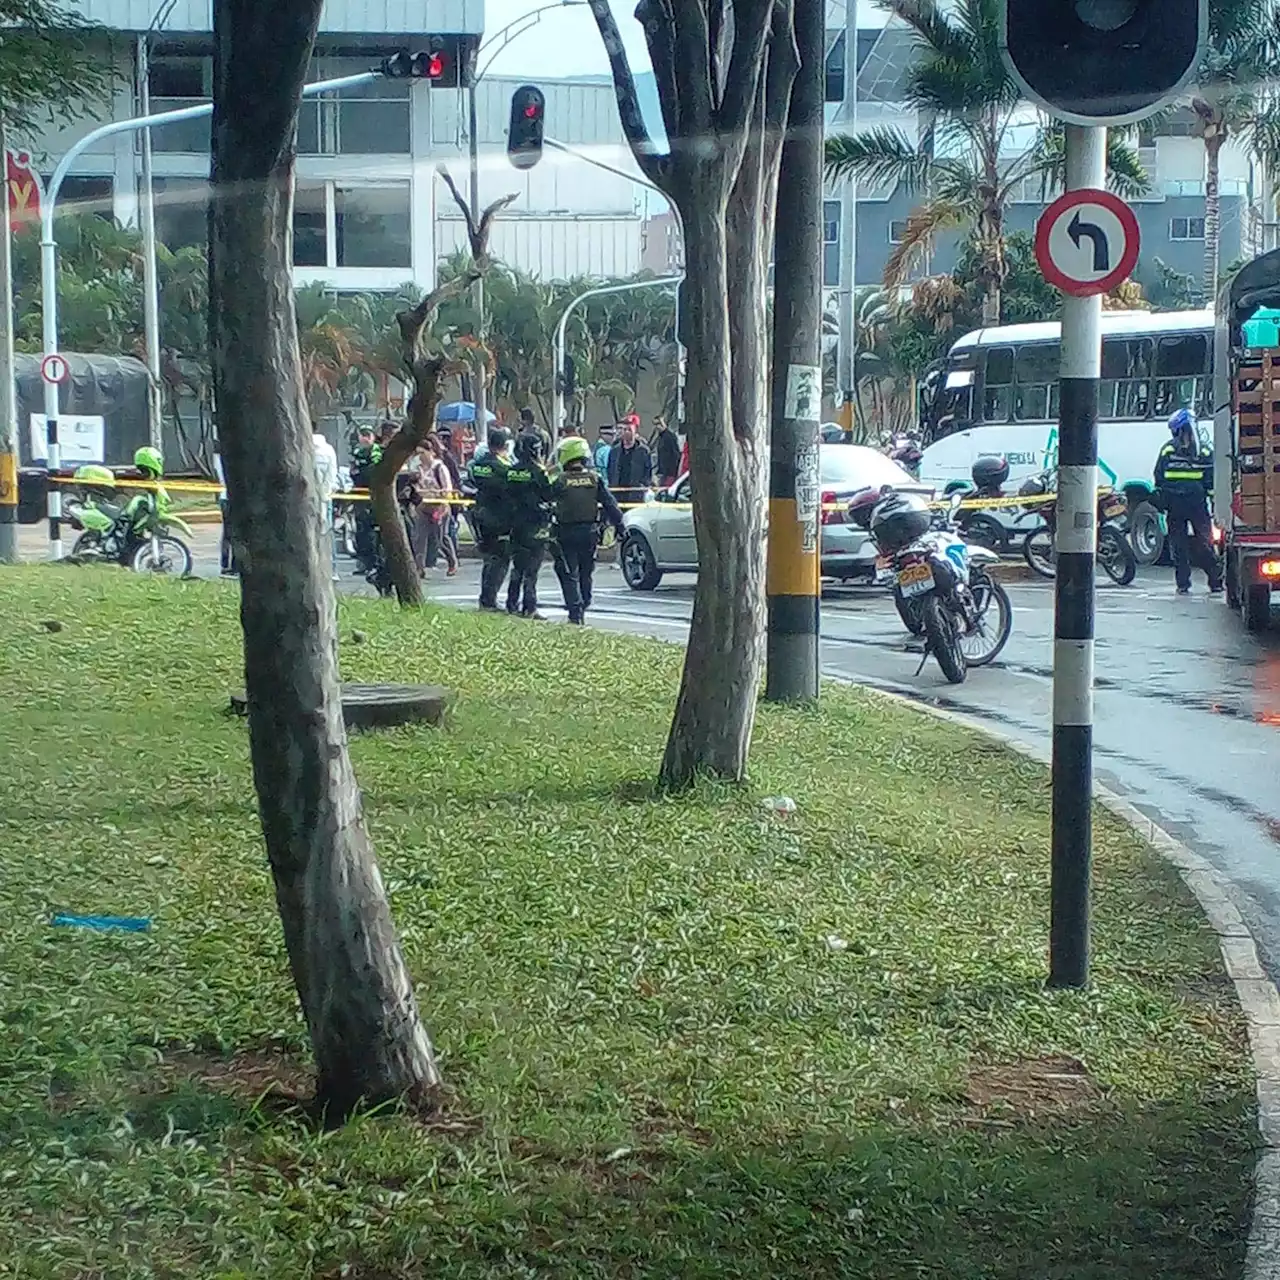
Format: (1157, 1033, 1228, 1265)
(1155, 440, 1211, 497)
(556, 468, 600, 526)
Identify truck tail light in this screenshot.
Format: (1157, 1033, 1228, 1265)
(1260, 559, 1280, 578)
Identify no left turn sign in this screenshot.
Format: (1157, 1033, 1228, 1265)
(1034, 189, 1140, 298)
(40, 353, 69, 385)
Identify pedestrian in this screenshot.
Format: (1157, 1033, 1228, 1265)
(593, 425, 615, 473)
(312, 426, 339, 579)
(466, 428, 513, 610)
(1155, 407, 1222, 596)
(552, 435, 625, 625)
(409, 439, 459, 577)
(349, 425, 383, 574)
(649, 414, 681, 489)
(505, 430, 554, 618)
(436, 427, 464, 561)
(213, 441, 235, 577)
(519, 406, 553, 459)
(606, 415, 653, 509)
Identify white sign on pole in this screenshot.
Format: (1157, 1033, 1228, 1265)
(784, 363, 822, 422)
(40, 352, 69, 385)
(1033, 188, 1141, 298)
(28, 414, 105, 464)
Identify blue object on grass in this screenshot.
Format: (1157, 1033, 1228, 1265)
(51, 913, 152, 932)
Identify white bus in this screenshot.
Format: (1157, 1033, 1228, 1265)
(918, 309, 1213, 554)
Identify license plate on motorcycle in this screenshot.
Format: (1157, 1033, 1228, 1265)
(897, 562, 934, 597)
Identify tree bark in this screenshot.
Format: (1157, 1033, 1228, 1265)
(591, 0, 797, 790)
(208, 0, 440, 1119)
(1204, 131, 1223, 307)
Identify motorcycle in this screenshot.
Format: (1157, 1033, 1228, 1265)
(859, 488, 1014, 684)
(1018, 468, 1137, 586)
(953, 453, 1015, 553)
(65, 467, 193, 576)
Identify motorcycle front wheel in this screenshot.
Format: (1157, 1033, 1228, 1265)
(921, 594, 967, 684)
(1098, 525, 1137, 586)
(893, 585, 925, 635)
(959, 573, 1013, 668)
(1023, 527, 1056, 578)
(130, 536, 192, 576)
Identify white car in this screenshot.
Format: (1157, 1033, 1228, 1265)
(619, 444, 932, 591)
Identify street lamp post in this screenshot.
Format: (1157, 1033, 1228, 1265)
(38, 70, 380, 559)
(553, 275, 681, 440)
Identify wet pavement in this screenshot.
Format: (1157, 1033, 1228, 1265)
(28, 525, 1280, 981)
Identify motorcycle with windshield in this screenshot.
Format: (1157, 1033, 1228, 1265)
(65, 465, 193, 575)
(851, 487, 1013, 684)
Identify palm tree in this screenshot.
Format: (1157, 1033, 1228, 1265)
(824, 0, 1148, 326)
(1189, 0, 1280, 304)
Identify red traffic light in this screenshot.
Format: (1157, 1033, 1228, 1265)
(507, 84, 546, 171)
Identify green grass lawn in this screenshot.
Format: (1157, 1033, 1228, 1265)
(0, 568, 1257, 1280)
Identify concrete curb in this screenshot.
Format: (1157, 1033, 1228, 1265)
(855, 685, 1280, 1279)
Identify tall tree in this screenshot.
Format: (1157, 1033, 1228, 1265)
(208, 0, 439, 1118)
(365, 171, 515, 607)
(0, 0, 117, 136)
(589, 0, 799, 788)
(1190, 0, 1280, 305)
(823, 0, 1147, 325)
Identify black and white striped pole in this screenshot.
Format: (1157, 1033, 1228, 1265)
(1048, 124, 1106, 989)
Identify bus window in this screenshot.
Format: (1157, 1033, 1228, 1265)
(1100, 337, 1153, 420)
(1153, 333, 1209, 418)
(1014, 343, 1059, 421)
(982, 346, 1013, 422)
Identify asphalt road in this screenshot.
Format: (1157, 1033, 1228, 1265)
(136, 527, 1280, 982)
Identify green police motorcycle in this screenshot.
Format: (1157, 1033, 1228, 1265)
(66, 459, 194, 577)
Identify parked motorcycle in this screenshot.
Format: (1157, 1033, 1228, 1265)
(1018, 468, 1137, 585)
(862, 488, 1013, 684)
(886, 431, 923, 479)
(953, 454, 1015, 553)
(65, 465, 193, 576)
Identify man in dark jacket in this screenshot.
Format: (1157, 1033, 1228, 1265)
(607, 416, 652, 507)
(552, 436, 625, 624)
(1155, 408, 1222, 595)
(465, 429, 514, 610)
(505, 432, 554, 618)
(649, 416, 682, 488)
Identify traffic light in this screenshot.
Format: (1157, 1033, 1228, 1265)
(999, 0, 1206, 126)
(507, 84, 546, 171)
(380, 39, 461, 87)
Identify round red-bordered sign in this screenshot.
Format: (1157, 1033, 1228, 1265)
(1034, 188, 1141, 298)
(40, 353, 69, 385)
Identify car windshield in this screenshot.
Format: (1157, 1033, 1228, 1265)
(819, 446, 916, 491)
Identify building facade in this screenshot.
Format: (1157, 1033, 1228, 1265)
(822, 16, 1266, 301)
(30, 1, 649, 287)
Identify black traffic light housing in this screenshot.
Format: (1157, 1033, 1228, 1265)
(999, 0, 1206, 126)
(381, 37, 472, 88)
(507, 84, 546, 171)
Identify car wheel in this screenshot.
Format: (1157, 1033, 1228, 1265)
(621, 532, 663, 591)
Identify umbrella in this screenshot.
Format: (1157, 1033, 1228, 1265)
(437, 401, 497, 425)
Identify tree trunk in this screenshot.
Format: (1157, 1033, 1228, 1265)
(1204, 131, 1223, 307)
(661, 190, 763, 787)
(208, 0, 440, 1119)
(368, 474, 421, 605)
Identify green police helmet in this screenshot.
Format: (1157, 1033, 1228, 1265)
(557, 436, 590, 467)
(73, 464, 116, 488)
(134, 446, 164, 477)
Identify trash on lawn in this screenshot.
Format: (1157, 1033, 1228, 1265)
(51, 914, 152, 933)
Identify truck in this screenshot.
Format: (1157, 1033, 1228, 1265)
(1213, 250, 1280, 632)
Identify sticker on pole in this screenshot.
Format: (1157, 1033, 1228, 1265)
(1034, 189, 1140, 298)
(40, 353, 69, 385)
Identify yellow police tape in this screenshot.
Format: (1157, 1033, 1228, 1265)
(47, 474, 1068, 514)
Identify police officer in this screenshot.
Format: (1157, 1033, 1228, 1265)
(551, 436, 625, 625)
(466, 428, 514, 610)
(505, 431, 554, 618)
(1155, 407, 1222, 595)
(348, 425, 383, 574)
